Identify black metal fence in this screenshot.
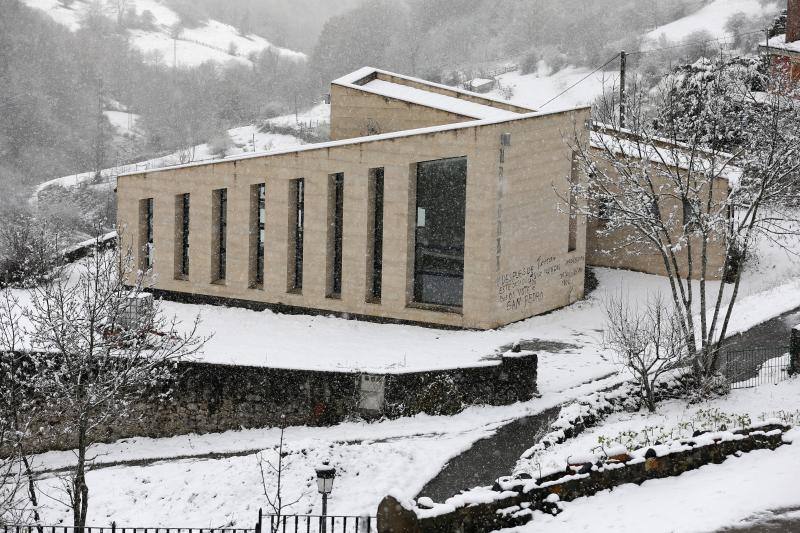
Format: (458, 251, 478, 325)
(2, 516, 375, 533)
(257, 515, 374, 533)
(719, 346, 791, 389)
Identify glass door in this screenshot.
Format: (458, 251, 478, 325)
(413, 157, 467, 308)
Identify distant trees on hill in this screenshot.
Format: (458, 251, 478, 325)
(0, 0, 313, 200)
(308, 0, 708, 87)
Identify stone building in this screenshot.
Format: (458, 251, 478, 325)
(764, 0, 800, 83)
(117, 67, 591, 330)
(586, 126, 734, 280)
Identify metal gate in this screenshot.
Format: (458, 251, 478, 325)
(719, 346, 791, 389)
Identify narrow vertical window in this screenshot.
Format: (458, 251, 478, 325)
(327, 173, 344, 298)
(288, 178, 304, 291)
(367, 168, 384, 302)
(141, 198, 154, 270)
(250, 183, 266, 286)
(175, 193, 190, 278)
(568, 159, 578, 252)
(214, 188, 227, 281)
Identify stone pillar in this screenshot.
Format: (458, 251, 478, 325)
(788, 0, 800, 44)
(790, 325, 800, 376)
(377, 495, 421, 533)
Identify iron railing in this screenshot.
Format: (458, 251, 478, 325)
(2, 515, 376, 533)
(719, 346, 791, 389)
(258, 515, 373, 533)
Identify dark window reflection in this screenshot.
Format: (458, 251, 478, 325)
(414, 157, 466, 308)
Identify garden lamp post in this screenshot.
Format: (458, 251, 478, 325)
(315, 462, 336, 533)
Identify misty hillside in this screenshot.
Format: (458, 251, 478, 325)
(22, 0, 307, 67)
(0, 0, 783, 243)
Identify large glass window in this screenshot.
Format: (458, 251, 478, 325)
(328, 173, 344, 297)
(413, 157, 467, 308)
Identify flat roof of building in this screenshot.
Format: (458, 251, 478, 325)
(764, 33, 800, 55)
(359, 78, 519, 120)
(332, 66, 535, 115)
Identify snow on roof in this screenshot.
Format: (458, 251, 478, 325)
(359, 78, 519, 120)
(590, 130, 742, 185)
(332, 67, 534, 113)
(765, 33, 800, 54)
(119, 105, 585, 177)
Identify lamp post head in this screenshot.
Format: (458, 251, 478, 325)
(315, 462, 336, 495)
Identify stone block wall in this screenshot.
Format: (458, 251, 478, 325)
(15, 352, 536, 453)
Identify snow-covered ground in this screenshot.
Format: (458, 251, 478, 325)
(504, 376, 800, 533)
(103, 110, 141, 138)
(21, 0, 305, 68)
(490, 63, 619, 110)
(154, 230, 800, 382)
(24, 374, 622, 526)
(34, 103, 329, 196)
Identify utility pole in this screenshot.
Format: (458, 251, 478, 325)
(619, 50, 627, 129)
(95, 77, 105, 179)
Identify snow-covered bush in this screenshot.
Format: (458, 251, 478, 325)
(0, 207, 62, 287)
(208, 132, 234, 158)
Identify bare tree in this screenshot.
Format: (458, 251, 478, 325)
(257, 416, 305, 532)
(604, 293, 687, 411)
(0, 290, 29, 524)
(571, 56, 800, 385)
(23, 243, 205, 530)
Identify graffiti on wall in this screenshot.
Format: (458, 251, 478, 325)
(496, 255, 585, 312)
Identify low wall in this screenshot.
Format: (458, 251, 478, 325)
(14, 352, 536, 452)
(377, 424, 791, 533)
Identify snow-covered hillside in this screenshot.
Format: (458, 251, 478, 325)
(488, 0, 781, 110)
(22, 0, 306, 67)
(645, 0, 780, 43)
(34, 103, 330, 196)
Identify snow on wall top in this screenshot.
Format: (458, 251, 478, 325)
(767, 34, 800, 54)
(359, 79, 520, 120)
(118, 104, 585, 177)
(590, 130, 742, 185)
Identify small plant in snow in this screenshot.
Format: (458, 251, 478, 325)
(758, 409, 800, 427)
(604, 293, 687, 412)
(596, 409, 758, 452)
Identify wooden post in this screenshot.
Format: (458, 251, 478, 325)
(790, 326, 800, 376)
(619, 51, 627, 129)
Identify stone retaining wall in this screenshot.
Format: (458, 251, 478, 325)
(377, 424, 791, 533)
(13, 351, 536, 453)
